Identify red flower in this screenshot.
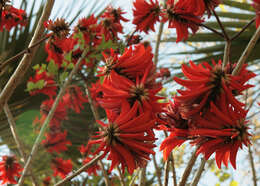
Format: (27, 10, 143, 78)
(133, 0, 161, 33)
(35, 99, 68, 129)
(82, 156, 101, 176)
(253, 0, 260, 28)
(100, 18, 123, 41)
(0, 155, 23, 185)
(51, 157, 72, 179)
(173, 60, 255, 119)
(44, 18, 70, 39)
(88, 103, 156, 174)
(42, 130, 72, 153)
(98, 43, 154, 80)
(42, 176, 51, 186)
(182, 0, 220, 17)
(192, 100, 251, 169)
(63, 86, 88, 113)
(163, 0, 203, 42)
(0, 5, 27, 31)
(102, 6, 129, 23)
(74, 15, 102, 46)
(156, 68, 171, 79)
(99, 66, 164, 115)
(28, 69, 57, 98)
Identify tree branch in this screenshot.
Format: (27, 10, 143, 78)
(3, 104, 39, 186)
(153, 155, 163, 186)
(138, 167, 146, 186)
(178, 147, 198, 186)
(117, 166, 126, 186)
(190, 158, 206, 186)
(248, 146, 258, 186)
(0, 0, 55, 113)
(54, 153, 104, 186)
(170, 153, 177, 186)
(17, 44, 88, 185)
(163, 159, 170, 186)
(231, 17, 256, 41)
(232, 26, 260, 75)
(222, 40, 231, 69)
(212, 9, 229, 40)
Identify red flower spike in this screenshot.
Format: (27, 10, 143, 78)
(42, 130, 72, 153)
(63, 86, 88, 113)
(51, 157, 72, 179)
(88, 104, 156, 174)
(253, 0, 260, 28)
(42, 176, 51, 186)
(44, 18, 70, 39)
(28, 70, 57, 98)
(0, 5, 27, 31)
(163, 0, 204, 42)
(37, 99, 68, 129)
(174, 60, 255, 119)
(82, 156, 101, 176)
(102, 6, 129, 23)
(74, 15, 102, 46)
(133, 0, 161, 33)
(0, 155, 23, 185)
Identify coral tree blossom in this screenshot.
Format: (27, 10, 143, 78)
(163, 0, 204, 42)
(88, 103, 156, 174)
(0, 155, 23, 185)
(133, 0, 161, 33)
(51, 157, 72, 179)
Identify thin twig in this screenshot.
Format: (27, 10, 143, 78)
(18, 47, 88, 185)
(129, 168, 140, 186)
(198, 23, 224, 38)
(170, 153, 177, 186)
(222, 40, 231, 69)
(212, 9, 229, 40)
(138, 167, 146, 186)
(0, 34, 51, 71)
(190, 158, 206, 186)
(154, 0, 167, 66)
(153, 155, 163, 186)
(117, 166, 126, 186)
(231, 18, 256, 41)
(178, 147, 198, 186)
(85, 85, 110, 186)
(163, 159, 170, 186)
(232, 26, 260, 75)
(54, 153, 104, 186)
(248, 143, 258, 186)
(0, 0, 55, 114)
(3, 104, 39, 186)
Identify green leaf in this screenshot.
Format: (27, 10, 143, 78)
(47, 60, 58, 75)
(26, 82, 35, 91)
(222, 0, 255, 11)
(35, 79, 45, 89)
(60, 71, 69, 83)
(33, 64, 40, 70)
(64, 51, 72, 63)
(16, 110, 40, 146)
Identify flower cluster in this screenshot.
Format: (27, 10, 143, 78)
(85, 42, 165, 174)
(0, 155, 23, 185)
(159, 60, 255, 168)
(132, 0, 222, 42)
(0, 0, 27, 31)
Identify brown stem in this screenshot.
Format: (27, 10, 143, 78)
(198, 23, 224, 38)
(163, 159, 170, 186)
(18, 40, 88, 186)
(138, 167, 146, 186)
(248, 146, 258, 186)
(154, 0, 167, 66)
(222, 40, 231, 69)
(98, 161, 111, 186)
(0, 0, 55, 114)
(170, 153, 177, 186)
(117, 166, 126, 186)
(212, 9, 229, 40)
(129, 168, 140, 186)
(153, 155, 163, 186)
(0, 34, 51, 71)
(54, 153, 104, 186)
(3, 104, 39, 186)
(190, 158, 206, 186)
(231, 18, 256, 41)
(232, 26, 260, 75)
(178, 147, 198, 186)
